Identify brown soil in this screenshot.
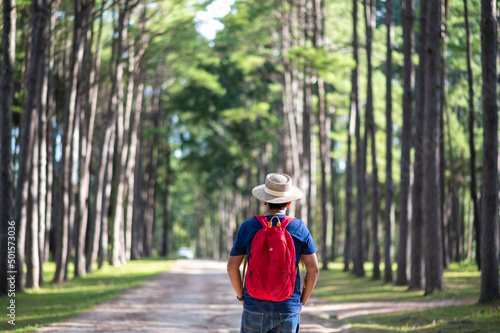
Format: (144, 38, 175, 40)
(31, 260, 476, 333)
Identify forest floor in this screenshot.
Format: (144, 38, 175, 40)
(28, 260, 478, 333)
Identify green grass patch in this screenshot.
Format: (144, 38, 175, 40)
(314, 261, 500, 332)
(0, 259, 174, 332)
(347, 303, 500, 332)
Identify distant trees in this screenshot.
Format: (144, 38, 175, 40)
(0, 0, 498, 302)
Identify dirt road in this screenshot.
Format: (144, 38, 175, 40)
(32, 260, 475, 333)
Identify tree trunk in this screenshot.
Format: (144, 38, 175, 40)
(439, 0, 450, 270)
(363, 0, 380, 280)
(344, 76, 356, 272)
(53, 0, 85, 283)
(14, 0, 49, 291)
(162, 140, 172, 257)
(143, 99, 160, 258)
(353, 0, 366, 278)
(43, 0, 60, 264)
(109, 0, 132, 266)
(125, 64, 146, 261)
(78, 3, 103, 276)
(384, 0, 395, 283)
(408, 0, 428, 290)
(464, 0, 481, 272)
(479, 0, 499, 303)
(132, 112, 146, 259)
(396, 0, 414, 286)
(26, 106, 40, 289)
(0, 0, 16, 296)
(98, 127, 116, 268)
(423, 0, 443, 295)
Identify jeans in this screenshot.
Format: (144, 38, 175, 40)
(240, 308, 300, 333)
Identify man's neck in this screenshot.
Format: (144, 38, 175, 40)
(265, 208, 287, 216)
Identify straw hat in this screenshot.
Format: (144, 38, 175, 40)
(252, 173, 304, 204)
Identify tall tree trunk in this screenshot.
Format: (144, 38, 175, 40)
(445, 106, 458, 263)
(131, 112, 146, 259)
(312, 0, 329, 270)
(43, 0, 60, 264)
(14, 0, 49, 291)
(0, 0, 16, 296)
(53, 0, 85, 283)
(26, 105, 40, 289)
(363, 0, 380, 280)
(109, 0, 132, 266)
(98, 127, 116, 268)
(464, 0, 481, 272)
(396, 0, 414, 286)
(78, 3, 103, 276)
(408, 0, 428, 290)
(423, 0, 443, 295)
(143, 97, 160, 258)
(439, 0, 450, 269)
(353, 0, 366, 278)
(85, 5, 105, 272)
(384, 0, 395, 283)
(479, 0, 499, 303)
(162, 140, 172, 257)
(344, 79, 356, 272)
(124, 56, 146, 261)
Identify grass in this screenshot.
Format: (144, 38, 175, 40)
(314, 261, 500, 332)
(0, 259, 174, 332)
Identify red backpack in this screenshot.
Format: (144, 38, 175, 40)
(243, 215, 297, 302)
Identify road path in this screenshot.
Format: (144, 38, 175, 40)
(32, 260, 475, 333)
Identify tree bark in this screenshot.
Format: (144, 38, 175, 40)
(77, 2, 102, 276)
(439, 0, 450, 269)
(131, 112, 146, 259)
(344, 77, 356, 272)
(43, 0, 60, 264)
(479, 0, 499, 303)
(408, 0, 428, 290)
(0, 0, 17, 296)
(53, 0, 85, 283)
(363, 0, 380, 280)
(85, 4, 105, 272)
(396, 0, 414, 287)
(423, 0, 443, 296)
(26, 106, 40, 289)
(125, 64, 146, 261)
(384, 0, 395, 283)
(353, 0, 366, 278)
(162, 139, 172, 257)
(464, 0, 481, 272)
(14, 0, 49, 291)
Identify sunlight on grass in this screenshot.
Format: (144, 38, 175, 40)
(0, 259, 174, 332)
(314, 260, 500, 332)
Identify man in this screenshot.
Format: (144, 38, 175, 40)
(227, 173, 319, 333)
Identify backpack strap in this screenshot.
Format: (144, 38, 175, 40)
(254, 215, 270, 228)
(280, 216, 295, 229)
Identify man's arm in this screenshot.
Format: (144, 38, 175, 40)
(300, 253, 319, 308)
(227, 254, 246, 303)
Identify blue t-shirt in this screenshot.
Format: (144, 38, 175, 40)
(229, 214, 317, 313)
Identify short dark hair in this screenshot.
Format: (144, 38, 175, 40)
(267, 202, 289, 210)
